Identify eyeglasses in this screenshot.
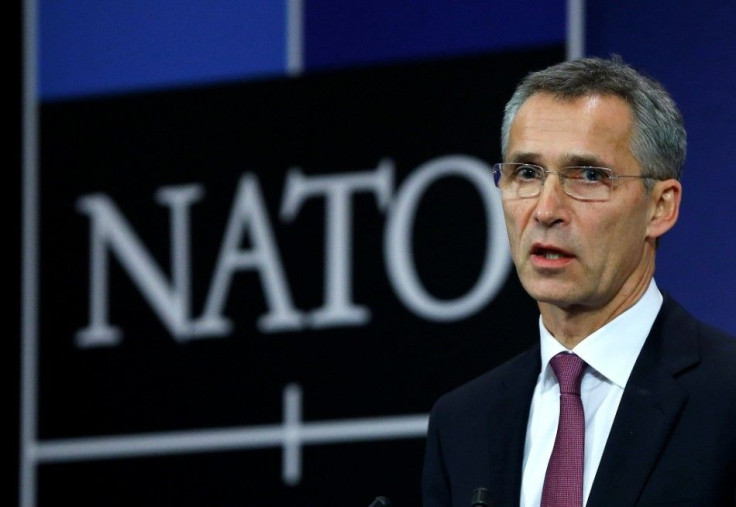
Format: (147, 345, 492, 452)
(492, 163, 656, 201)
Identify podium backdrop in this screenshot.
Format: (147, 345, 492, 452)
(20, 1, 735, 505)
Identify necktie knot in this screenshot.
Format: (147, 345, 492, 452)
(550, 353, 586, 395)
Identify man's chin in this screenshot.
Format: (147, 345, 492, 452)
(520, 280, 583, 309)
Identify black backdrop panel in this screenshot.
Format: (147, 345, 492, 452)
(38, 46, 563, 505)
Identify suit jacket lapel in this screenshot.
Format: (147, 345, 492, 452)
(486, 346, 541, 504)
(587, 296, 700, 505)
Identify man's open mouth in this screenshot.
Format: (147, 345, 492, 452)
(531, 244, 574, 260)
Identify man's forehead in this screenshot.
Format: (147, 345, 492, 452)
(511, 93, 635, 134)
(507, 93, 636, 168)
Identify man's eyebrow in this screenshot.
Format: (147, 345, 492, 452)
(506, 152, 609, 167)
(561, 153, 608, 167)
(507, 152, 540, 164)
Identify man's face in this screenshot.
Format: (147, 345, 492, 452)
(502, 92, 657, 312)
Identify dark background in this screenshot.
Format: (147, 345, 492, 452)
(36, 48, 557, 505)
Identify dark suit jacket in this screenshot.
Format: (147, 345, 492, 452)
(423, 295, 736, 506)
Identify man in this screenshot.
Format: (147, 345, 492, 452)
(422, 57, 736, 506)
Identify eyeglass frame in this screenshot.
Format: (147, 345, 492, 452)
(491, 162, 659, 201)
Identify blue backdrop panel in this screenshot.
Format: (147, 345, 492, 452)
(588, 0, 736, 334)
(39, 0, 567, 101)
(304, 0, 565, 69)
(39, 0, 287, 100)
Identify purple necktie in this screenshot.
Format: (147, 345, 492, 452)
(541, 353, 587, 507)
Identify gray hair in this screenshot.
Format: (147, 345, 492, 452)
(501, 57, 686, 187)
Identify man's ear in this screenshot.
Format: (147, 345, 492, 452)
(647, 178, 682, 240)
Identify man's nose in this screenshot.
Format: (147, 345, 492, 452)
(533, 173, 567, 226)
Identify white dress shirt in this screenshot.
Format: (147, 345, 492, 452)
(519, 279, 663, 506)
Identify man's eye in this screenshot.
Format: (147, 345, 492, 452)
(579, 168, 607, 182)
(515, 165, 541, 180)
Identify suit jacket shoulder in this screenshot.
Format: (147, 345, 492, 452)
(588, 294, 736, 506)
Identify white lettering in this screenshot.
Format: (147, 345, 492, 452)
(75, 185, 204, 347)
(280, 161, 394, 328)
(75, 155, 512, 345)
(193, 174, 303, 335)
(384, 155, 511, 320)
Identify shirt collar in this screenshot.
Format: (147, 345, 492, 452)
(538, 279, 663, 390)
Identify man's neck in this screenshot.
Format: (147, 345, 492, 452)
(539, 272, 654, 349)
